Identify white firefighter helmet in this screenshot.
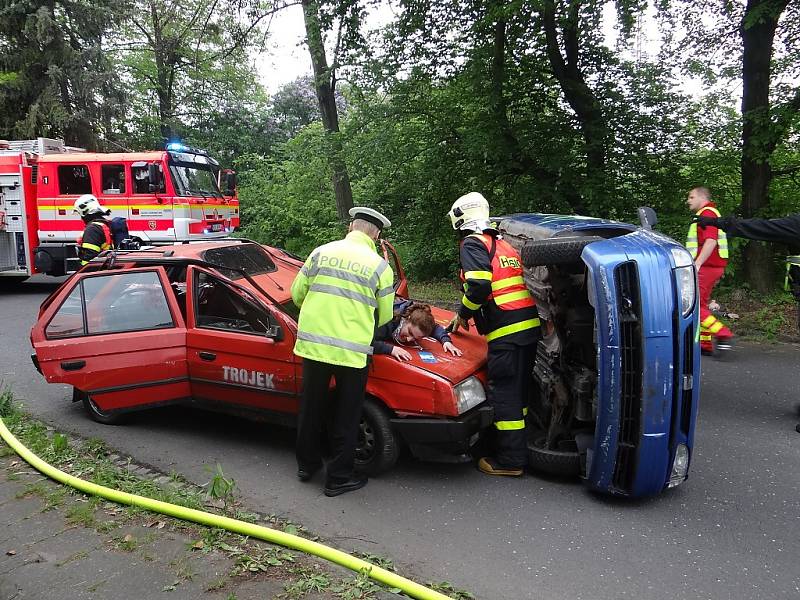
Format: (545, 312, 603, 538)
(448, 192, 491, 232)
(73, 194, 109, 217)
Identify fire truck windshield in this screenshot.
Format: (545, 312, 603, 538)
(168, 151, 222, 198)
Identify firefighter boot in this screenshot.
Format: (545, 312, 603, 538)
(715, 324, 735, 354)
(478, 457, 524, 477)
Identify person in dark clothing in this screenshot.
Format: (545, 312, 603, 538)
(694, 213, 800, 246)
(373, 299, 462, 361)
(447, 192, 541, 476)
(73, 194, 113, 265)
(694, 211, 800, 433)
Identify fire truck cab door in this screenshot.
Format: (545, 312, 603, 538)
(185, 266, 298, 417)
(30, 267, 190, 411)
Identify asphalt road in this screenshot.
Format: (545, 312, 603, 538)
(2, 276, 799, 600)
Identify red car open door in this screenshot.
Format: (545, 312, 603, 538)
(30, 266, 190, 412)
(185, 266, 298, 419)
(381, 239, 409, 298)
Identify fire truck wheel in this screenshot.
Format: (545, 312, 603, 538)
(355, 399, 399, 476)
(79, 390, 127, 425)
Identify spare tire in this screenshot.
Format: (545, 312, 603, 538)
(521, 236, 604, 267)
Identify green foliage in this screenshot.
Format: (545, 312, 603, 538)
(331, 570, 380, 599)
(0, 0, 125, 147)
(206, 463, 236, 507)
(1, 0, 795, 293)
(114, 0, 273, 151)
(66, 500, 98, 527)
(51, 433, 69, 456)
(426, 581, 475, 599)
(0, 386, 16, 418)
(283, 570, 332, 597)
(230, 546, 295, 576)
(238, 124, 345, 257)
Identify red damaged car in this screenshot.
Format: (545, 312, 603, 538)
(30, 240, 491, 474)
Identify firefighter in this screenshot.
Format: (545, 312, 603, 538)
(693, 211, 800, 433)
(73, 194, 113, 265)
(291, 206, 395, 497)
(447, 192, 541, 476)
(686, 187, 734, 355)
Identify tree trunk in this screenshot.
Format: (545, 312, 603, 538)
(739, 0, 788, 292)
(301, 0, 353, 221)
(151, 0, 173, 141)
(485, 5, 569, 211)
(541, 0, 609, 215)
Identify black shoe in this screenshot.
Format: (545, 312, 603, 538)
(297, 465, 321, 482)
(795, 423, 800, 434)
(324, 476, 368, 497)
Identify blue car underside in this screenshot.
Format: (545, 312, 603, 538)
(500, 214, 700, 497)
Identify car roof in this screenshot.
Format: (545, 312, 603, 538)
(91, 240, 301, 304)
(117, 241, 248, 259)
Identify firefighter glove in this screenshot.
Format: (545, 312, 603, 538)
(693, 215, 719, 228)
(446, 315, 470, 334)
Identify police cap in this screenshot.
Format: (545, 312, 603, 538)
(348, 206, 391, 230)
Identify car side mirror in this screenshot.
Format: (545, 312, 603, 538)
(266, 324, 283, 342)
(148, 163, 163, 193)
(638, 206, 657, 230)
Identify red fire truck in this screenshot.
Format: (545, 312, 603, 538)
(0, 138, 239, 283)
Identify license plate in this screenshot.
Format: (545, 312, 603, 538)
(210, 223, 223, 232)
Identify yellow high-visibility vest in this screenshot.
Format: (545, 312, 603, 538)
(291, 230, 395, 368)
(687, 206, 728, 259)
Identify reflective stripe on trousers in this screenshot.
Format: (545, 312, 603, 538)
(485, 318, 541, 342)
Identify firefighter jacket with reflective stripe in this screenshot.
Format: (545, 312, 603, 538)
(687, 205, 728, 262)
(458, 232, 540, 345)
(291, 230, 395, 368)
(77, 219, 113, 265)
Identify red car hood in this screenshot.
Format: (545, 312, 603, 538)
(244, 266, 487, 385)
(373, 306, 487, 385)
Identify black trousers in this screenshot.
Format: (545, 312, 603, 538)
(487, 339, 537, 468)
(296, 358, 368, 484)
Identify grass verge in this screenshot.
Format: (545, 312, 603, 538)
(0, 386, 472, 599)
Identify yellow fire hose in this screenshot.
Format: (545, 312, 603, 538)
(0, 416, 453, 600)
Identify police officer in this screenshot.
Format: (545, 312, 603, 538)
(694, 211, 800, 433)
(291, 207, 395, 496)
(447, 192, 541, 476)
(73, 194, 113, 265)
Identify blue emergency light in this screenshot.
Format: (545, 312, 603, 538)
(165, 141, 208, 155)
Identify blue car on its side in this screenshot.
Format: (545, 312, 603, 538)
(499, 210, 700, 497)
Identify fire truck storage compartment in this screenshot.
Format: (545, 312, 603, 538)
(0, 172, 26, 271)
